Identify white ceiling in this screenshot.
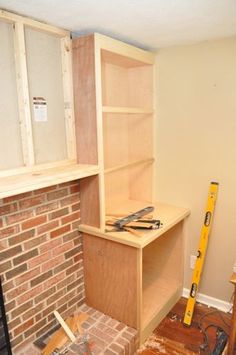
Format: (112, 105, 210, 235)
(0, 0, 236, 49)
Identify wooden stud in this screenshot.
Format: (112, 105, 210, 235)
(152, 56, 158, 203)
(94, 35, 106, 230)
(13, 21, 35, 167)
(61, 36, 76, 159)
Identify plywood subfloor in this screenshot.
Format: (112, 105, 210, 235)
(138, 297, 232, 354)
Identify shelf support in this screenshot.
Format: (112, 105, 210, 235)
(105, 158, 155, 174)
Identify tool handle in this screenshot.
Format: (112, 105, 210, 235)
(124, 226, 143, 237)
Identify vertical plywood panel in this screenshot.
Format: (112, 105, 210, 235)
(80, 175, 100, 227)
(128, 114, 153, 162)
(103, 113, 130, 206)
(105, 170, 130, 208)
(128, 113, 153, 202)
(102, 61, 128, 107)
(73, 35, 101, 227)
(0, 20, 23, 170)
(128, 65, 153, 108)
(83, 233, 139, 328)
(25, 27, 67, 164)
(103, 114, 129, 168)
(72, 35, 98, 164)
(129, 164, 153, 202)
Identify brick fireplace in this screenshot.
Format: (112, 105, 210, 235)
(0, 180, 85, 352)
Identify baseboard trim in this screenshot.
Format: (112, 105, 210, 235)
(182, 288, 232, 313)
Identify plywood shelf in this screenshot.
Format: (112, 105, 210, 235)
(141, 285, 182, 344)
(0, 162, 99, 199)
(104, 158, 154, 174)
(142, 276, 180, 329)
(102, 106, 153, 114)
(79, 200, 190, 249)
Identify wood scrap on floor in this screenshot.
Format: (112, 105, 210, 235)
(54, 311, 76, 342)
(42, 312, 89, 355)
(137, 334, 196, 354)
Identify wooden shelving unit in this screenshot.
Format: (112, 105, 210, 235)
(73, 33, 155, 228)
(72, 33, 190, 344)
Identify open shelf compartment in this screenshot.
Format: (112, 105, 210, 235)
(141, 222, 185, 340)
(101, 49, 153, 111)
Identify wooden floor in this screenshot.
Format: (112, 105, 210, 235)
(138, 297, 232, 354)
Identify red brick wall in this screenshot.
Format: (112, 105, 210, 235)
(0, 181, 84, 350)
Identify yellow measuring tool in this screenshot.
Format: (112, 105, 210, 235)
(183, 181, 219, 326)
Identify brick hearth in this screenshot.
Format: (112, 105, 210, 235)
(0, 181, 85, 352)
(14, 303, 138, 355)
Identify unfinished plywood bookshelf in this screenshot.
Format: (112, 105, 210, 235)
(0, 10, 99, 199)
(73, 33, 190, 344)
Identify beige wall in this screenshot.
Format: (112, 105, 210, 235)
(155, 37, 236, 302)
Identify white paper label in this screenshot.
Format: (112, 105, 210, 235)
(33, 97, 47, 122)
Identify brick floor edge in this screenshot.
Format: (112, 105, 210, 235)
(14, 303, 139, 355)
